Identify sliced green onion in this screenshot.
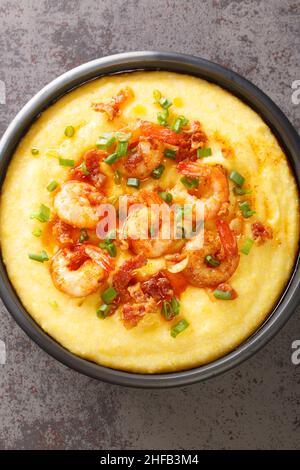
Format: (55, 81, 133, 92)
(229, 170, 245, 187)
(59, 158, 75, 167)
(159, 97, 172, 109)
(197, 147, 212, 158)
(162, 301, 173, 320)
(158, 191, 173, 203)
(31, 148, 39, 156)
(127, 177, 140, 188)
(241, 238, 254, 255)
(164, 148, 177, 160)
(79, 229, 89, 243)
(97, 304, 111, 319)
(116, 140, 128, 157)
(96, 133, 116, 149)
(115, 131, 132, 142)
(113, 169, 121, 185)
(171, 319, 189, 338)
(172, 116, 188, 133)
(78, 161, 90, 175)
(153, 89, 162, 103)
(157, 109, 169, 126)
(213, 289, 232, 300)
(101, 287, 118, 304)
(151, 164, 165, 180)
(171, 297, 180, 316)
(239, 201, 256, 218)
(233, 187, 251, 195)
(205, 255, 220, 267)
(30, 204, 51, 223)
(180, 176, 199, 189)
(104, 152, 119, 165)
(106, 243, 117, 257)
(28, 250, 49, 263)
(64, 126, 75, 138)
(32, 228, 42, 237)
(47, 180, 58, 192)
(106, 229, 116, 241)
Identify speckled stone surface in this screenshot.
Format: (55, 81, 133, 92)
(0, 0, 299, 450)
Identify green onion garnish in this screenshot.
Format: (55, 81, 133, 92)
(64, 126, 75, 138)
(153, 89, 162, 103)
(229, 170, 245, 187)
(162, 297, 180, 320)
(213, 290, 232, 300)
(197, 147, 212, 158)
(30, 204, 51, 223)
(158, 191, 173, 204)
(115, 131, 132, 142)
(205, 255, 220, 267)
(159, 97, 172, 109)
(151, 164, 165, 180)
(157, 109, 169, 126)
(114, 169, 122, 185)
(100, 242, 117, 257)
(180, 176, 199, 189)
(96, 133, 116, 149)
(106, 229, 116, 241)
(241, 238, 254, 255)
(28, 250, 49, 263)
(59, 158, 75, 167)
(47, 180, 58, 192)
(104, 152, 119, 165)
(101, 287, 118, 304)
(164, 148, 177, 160)
(172, 116, 188, 133)
(97, 304, 111, 319)
(79, 229, 89, 243)
(171, 319, 189, 338)
(171, 297, 180, 316)
(162, 301, 173, 320)
(116, 140, 128, 158)
(78, 161, 90, 175)
(32, 228, 42, 237)
(31, 148, 39, 156)
(233, 187, 251, 195)
(126, 177, 140, 188)
(239, 201, 256, 218)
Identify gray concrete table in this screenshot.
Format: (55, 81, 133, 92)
(0, 0, 299, 450)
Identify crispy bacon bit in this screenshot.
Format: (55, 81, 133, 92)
(185, 120, 208, 150)
(67, 245, 89, 271)
(52, 217, 77, 245)
(217, 282, 238, 300)
(71, 149, 107, 189)
(92, 87, 134, 120)
(122, 303, 146, 327)
(251, 222, 273, 242)
(112, 254, 147, 299)
(141, 271, 174, 302)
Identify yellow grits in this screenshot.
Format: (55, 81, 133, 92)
(0, 71, 299, 373)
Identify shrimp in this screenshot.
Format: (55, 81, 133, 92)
(123, 139, 164, 179)
(176, 161, 229, 220)
(53, 181, 104, 229)
(182, 219, 240, 288)
(50, 244, 113, 297)
(122, 190, 185, 258)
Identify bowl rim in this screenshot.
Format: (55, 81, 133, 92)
(0, 51, 299, 388)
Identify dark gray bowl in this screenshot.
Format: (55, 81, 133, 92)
(0, 51, 299, 388)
